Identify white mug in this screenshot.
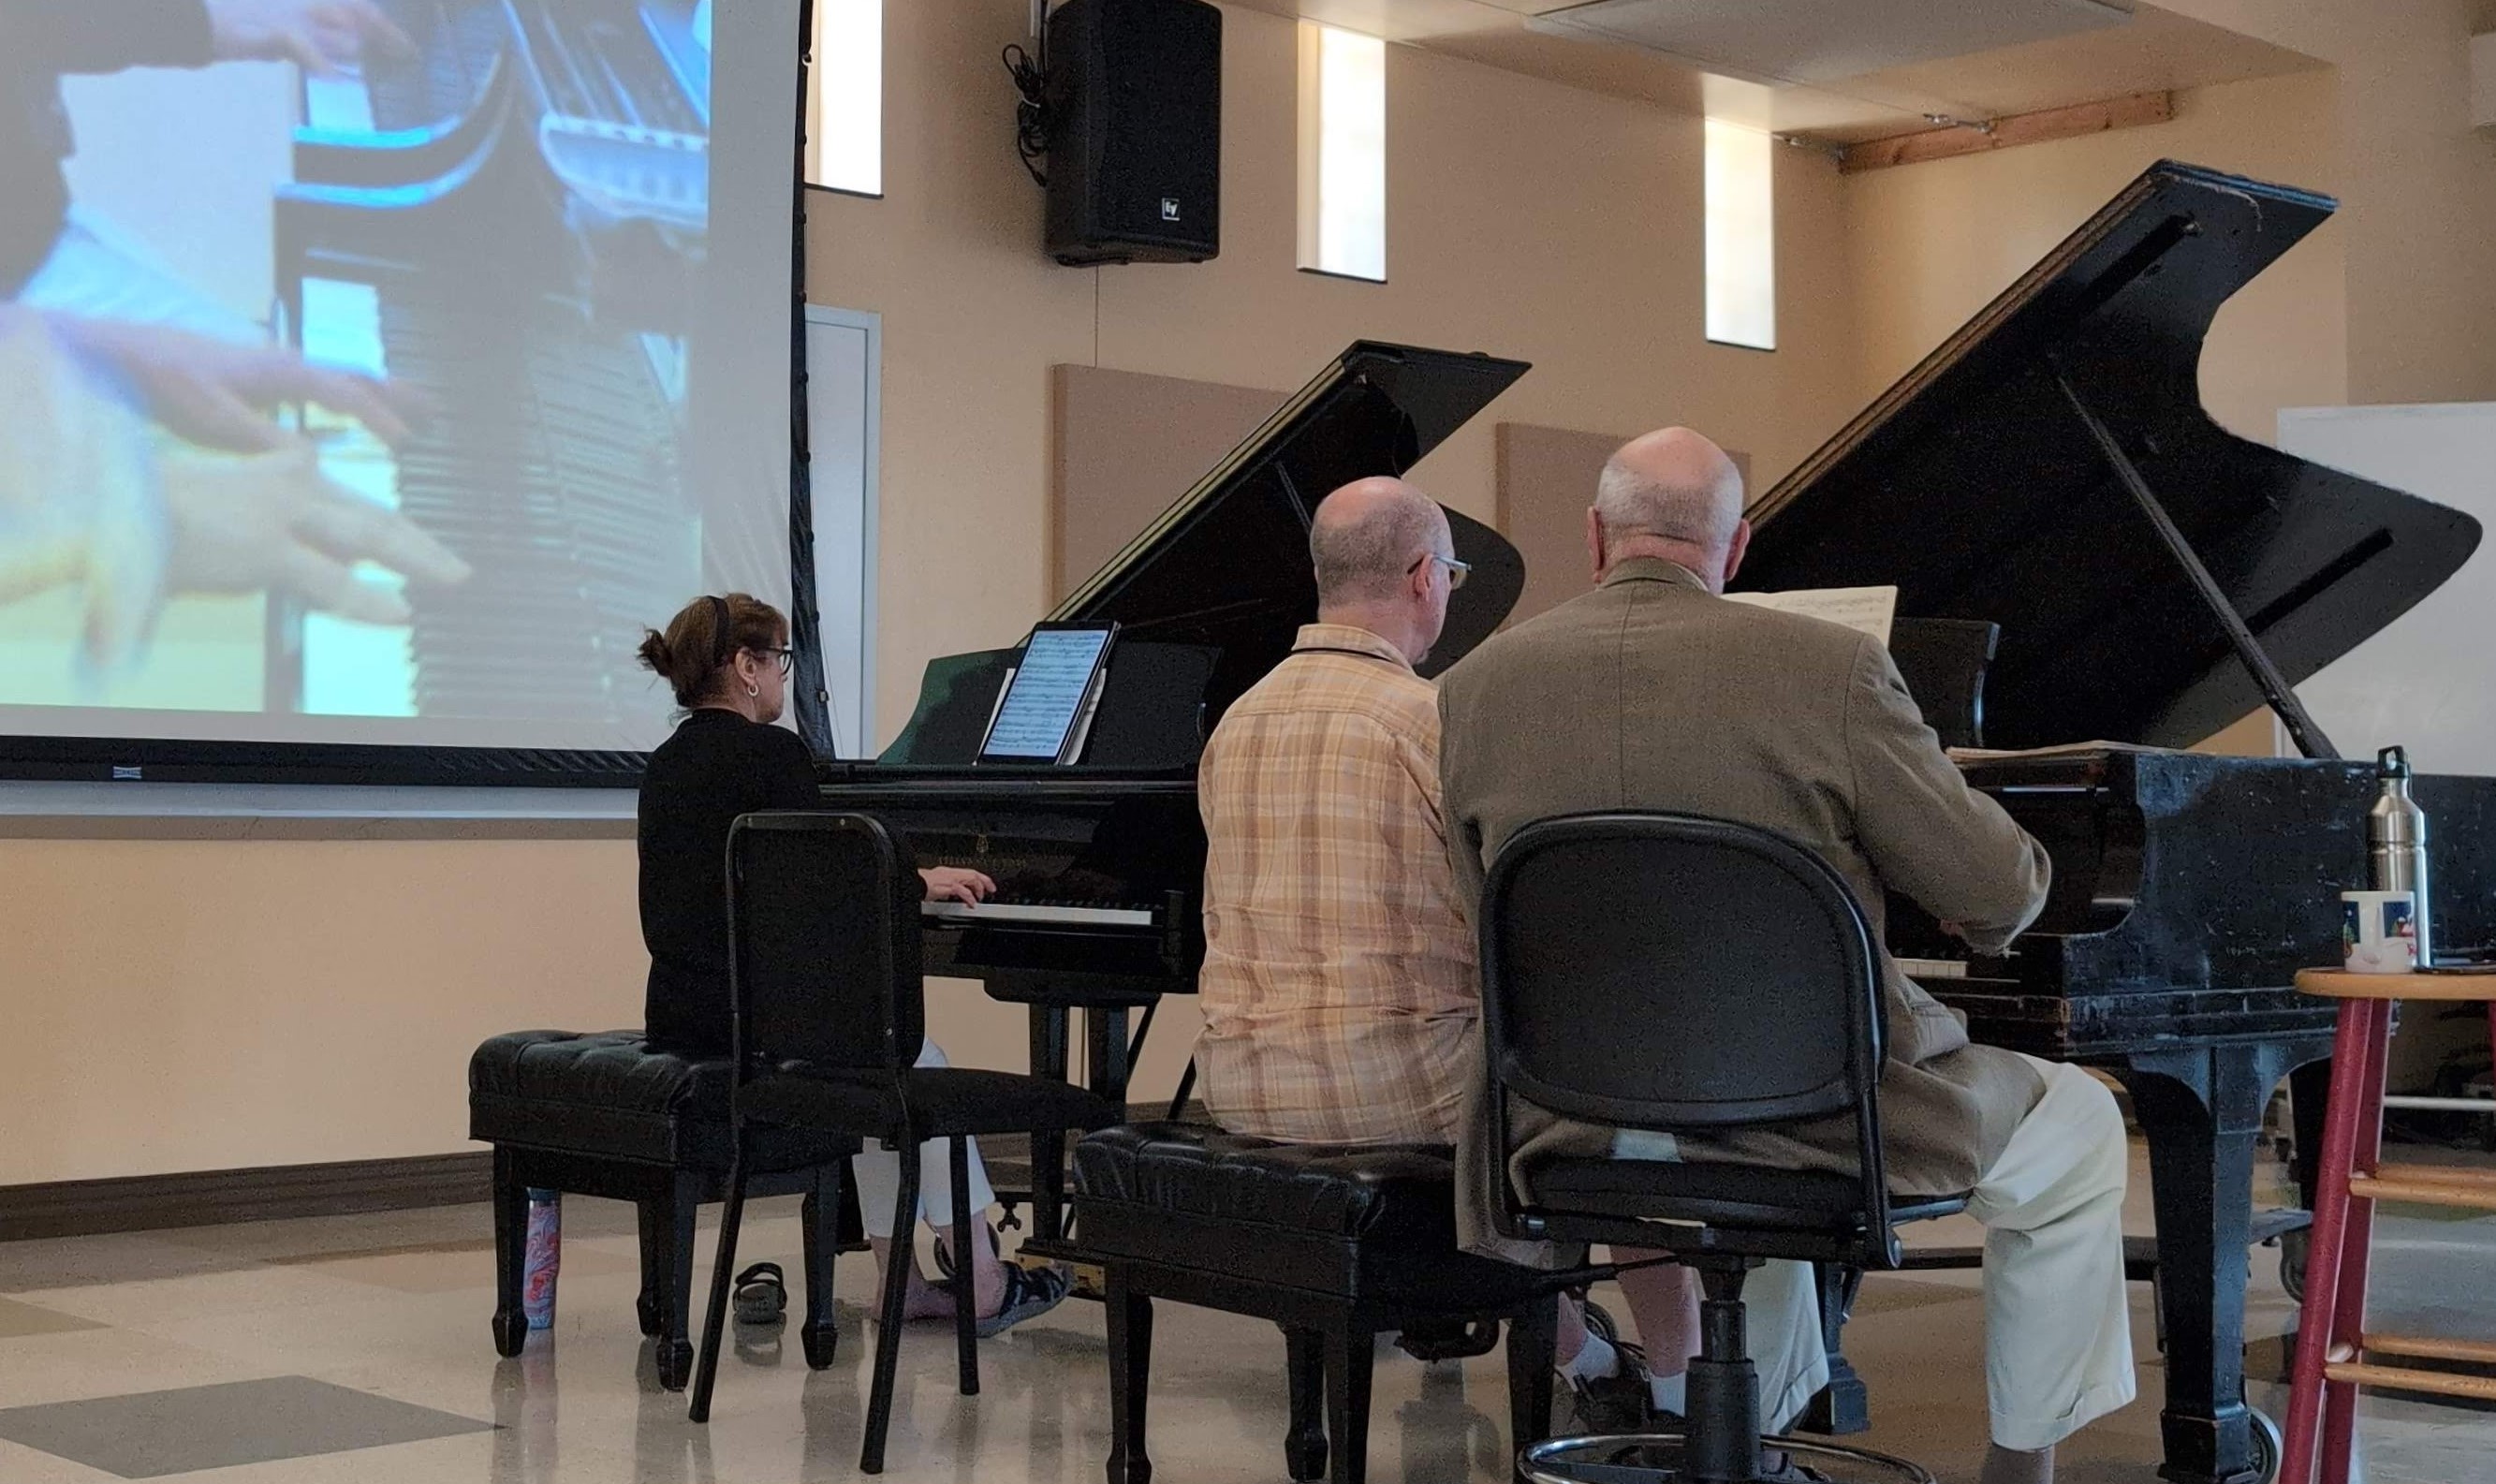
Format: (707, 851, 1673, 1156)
(2342, 889, 2418, 975)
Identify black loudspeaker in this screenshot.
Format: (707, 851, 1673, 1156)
(1044, 0, 1221, 266)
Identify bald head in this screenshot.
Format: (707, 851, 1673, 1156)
(1589, 428, 1750, 591)
(1311, 478, 1449, 607)
(1308, 477, 1456, 664)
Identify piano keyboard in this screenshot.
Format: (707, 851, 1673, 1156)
(379, 290, 693, 723)
(1897, 957, 1970, 980)
(921, 900, 1157, 929)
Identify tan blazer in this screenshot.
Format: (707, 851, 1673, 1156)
(1436, 558, 2053, 1249)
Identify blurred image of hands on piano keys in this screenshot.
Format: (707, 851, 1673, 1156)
(2, 311, 468, 672)
(202, 0, 417, 76)
(1, 0, 714, 727)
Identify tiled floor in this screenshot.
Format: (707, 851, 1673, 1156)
(0, 1143, 2490, 1483)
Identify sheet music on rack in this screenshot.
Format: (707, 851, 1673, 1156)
(1945, 741, 2186, 762)
(1723, 584, 1899, 645)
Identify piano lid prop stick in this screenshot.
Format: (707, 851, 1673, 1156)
(2050, 362, 2341, 760)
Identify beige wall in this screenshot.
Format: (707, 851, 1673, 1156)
(0, 839, 648, 1186)
(17, 0, 2496, 1187)
(2157, 0, 2496, 406)
(1844, 69, 2348, 442)
(844, 1, 1864, 744)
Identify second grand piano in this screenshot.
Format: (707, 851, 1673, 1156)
(1741, 160, 2495, 1484)
(819, 341, 1531, 1216)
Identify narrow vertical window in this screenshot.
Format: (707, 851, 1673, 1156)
(1704, 119, 1774, 350)
(809, 0, 883, 197)
(1297, 23, 1387, 282)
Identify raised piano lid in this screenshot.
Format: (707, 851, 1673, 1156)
(1738, 160, 2482, 753)
(1050, 340, 1531, 719)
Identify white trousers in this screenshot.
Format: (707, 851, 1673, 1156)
(1618, 1055, 2136, 1450)
(848, 1038, 997, 1236)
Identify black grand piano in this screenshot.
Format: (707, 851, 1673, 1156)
(817, 341, 1531, 1222)
(1742, 160, 2495, 1484)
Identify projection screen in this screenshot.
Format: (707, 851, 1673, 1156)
(0, 0, 809, 777)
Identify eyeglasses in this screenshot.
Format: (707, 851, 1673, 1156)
(1407, 551, 1471, 591)
(753, 647, 795, 676)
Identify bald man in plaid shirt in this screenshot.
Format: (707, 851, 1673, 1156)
(1194, 477, 1480, 1146)
(1191, 477, 1671, 1429)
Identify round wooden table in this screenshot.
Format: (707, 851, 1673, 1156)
(2294, 966, 2496, 1001)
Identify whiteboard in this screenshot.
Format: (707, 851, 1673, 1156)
(2280, 404, 2496, 775)
(804, 306, 879, 758)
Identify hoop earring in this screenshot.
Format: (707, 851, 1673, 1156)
(745, 681, 759, 698)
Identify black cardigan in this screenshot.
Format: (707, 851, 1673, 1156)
(636, 709, 819, 1056)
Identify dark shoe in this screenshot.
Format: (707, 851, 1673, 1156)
(1565, 1369, 1656, 1433)
(932, 1231, 1075, 1338)
(732, 1262, 786, 1327)
(976, 1261, 1072, 1338)
(1562, 1298, 1656, 1433)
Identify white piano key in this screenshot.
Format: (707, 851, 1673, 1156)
(920, 901, 1155, 929)
(302, 72, 374, 135)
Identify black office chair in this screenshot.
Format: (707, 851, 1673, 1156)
(1478, 812, 1966, 1484)
(685, 811, 1120, 1474)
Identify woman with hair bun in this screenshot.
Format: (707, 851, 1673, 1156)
(636, 594, 1067, 1332)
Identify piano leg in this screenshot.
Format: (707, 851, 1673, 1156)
(1030, 1009, 1072, 1241)
(2115, 1035, 2330, 1484)
(1087, 1006, 1135, 1109)
(2287, 1059, 2331, 1211)
(1796, 1263, 1870, 1434)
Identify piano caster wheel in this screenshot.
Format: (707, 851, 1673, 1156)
(2247, 1405, 2283, 1483)
(2279, 1227, 2309, 1302)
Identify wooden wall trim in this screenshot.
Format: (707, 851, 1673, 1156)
(1839, 92, 2175, 174)
(0, 1153, 492, 1242)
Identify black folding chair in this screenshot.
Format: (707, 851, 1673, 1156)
(686, 811, 1119, 1474)
(1479, 812, 1966, 1484)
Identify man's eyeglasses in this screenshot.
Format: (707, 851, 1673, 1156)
(1407, 551, 1471, 591)
(754, 646, 795, 676)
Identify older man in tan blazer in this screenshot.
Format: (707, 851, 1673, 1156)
(1437, 429, 2134, 1484)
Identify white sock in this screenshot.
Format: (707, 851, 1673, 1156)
(1649, 1370, 1687, 1416)
(1560, 1330, 1621, 1383)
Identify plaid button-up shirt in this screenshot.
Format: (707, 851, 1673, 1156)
(1192, 624, 1480, 1146)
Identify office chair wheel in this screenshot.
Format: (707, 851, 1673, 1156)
(2247, 1406, 2283, 1484)
(1520, 1432, 1935, 1484)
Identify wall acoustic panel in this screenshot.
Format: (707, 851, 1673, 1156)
(1496, 422, 1750, 625)
(1050, 364, 1285, 602)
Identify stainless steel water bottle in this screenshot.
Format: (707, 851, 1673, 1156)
(2369, 745, 2431, 965)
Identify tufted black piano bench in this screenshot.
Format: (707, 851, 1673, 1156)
(467, 1030, 861, 1389)
(1071, 1122, 1568, 1484)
